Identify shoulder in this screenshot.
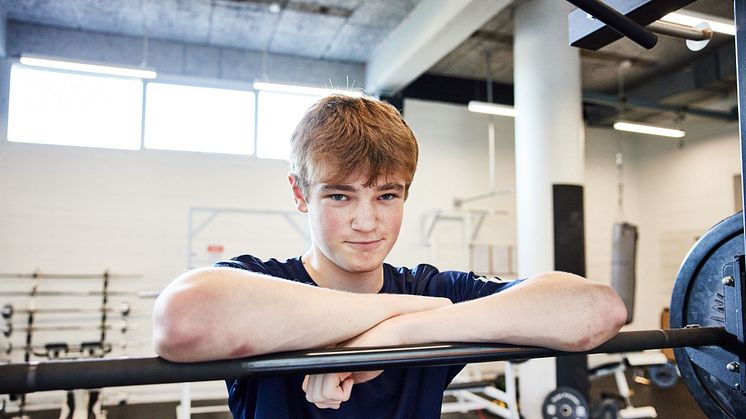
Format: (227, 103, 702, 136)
(214, 254, 308, 282)
(385, 263, 520, 302)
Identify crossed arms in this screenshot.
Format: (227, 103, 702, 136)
(153, 267, 626, 407)
(153, 267, 626, 360)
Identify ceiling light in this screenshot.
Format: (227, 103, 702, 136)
(19, 55, 157, 79)
(268, 2, 281, 14)
(613, 121, 685, 138)
(660, 11, 735, 36)
(467, 101, 516, 117)
(252, 81, 363, 97)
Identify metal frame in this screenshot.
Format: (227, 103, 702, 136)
(187, 206, 309, 269)
(568, 0, 698, 50)
(441, 362, 519, 418)
(421, 208, 514, 275)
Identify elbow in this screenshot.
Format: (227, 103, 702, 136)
(153, 327, 192, 362)
(152, 273, 213, 362)
(570, 285, 628, 352)
(152, 268, 262, 362)
(604, 285, 629, 333)
(153, 291, 202, 362)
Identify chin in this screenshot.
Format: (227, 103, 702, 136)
(341, 257, 384, 273)
(344, 263, 380, 274)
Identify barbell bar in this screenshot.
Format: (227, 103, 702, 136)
(0, 327, 726, 394)
(2, 303, 131, 319)
(0, 290, 158, 298)
(0, 273, 141, 280)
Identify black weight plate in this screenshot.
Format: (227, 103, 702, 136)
(670, 211, 745, 418)
(649, 362, 679, 390)
(542, 386, 589, 419)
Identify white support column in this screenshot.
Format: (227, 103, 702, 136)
(513, 1, 585, 418)
(0, 4, 6, 58)
(0, 5, 8, 143)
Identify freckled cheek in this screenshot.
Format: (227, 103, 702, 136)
(316, 210, 347, 241)
(383, 208, 404, 236)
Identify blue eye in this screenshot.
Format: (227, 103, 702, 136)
(329, 194, 346, 201)
(380, 194, 397, 201)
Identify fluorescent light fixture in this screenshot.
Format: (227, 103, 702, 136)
(467, 101, 516, 117)
(661, 11, 735, 36)
(252, 81, 363, 97)
(613, 121, 685, 138)
(19, 55, 157, 79)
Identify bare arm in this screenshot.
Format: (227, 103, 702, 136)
(352, 272, 628, 351)
(300, 272, 627, 409)
(152, 267, 451, 362)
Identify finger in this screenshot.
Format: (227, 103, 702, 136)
(307, 374, 324, 403)
(302, 375, 309, 392)
(352, 370, 383, 384)
(321, 372, 351, 401)
(315, 402, 341, 409)
(309, 373, 336, 403)
(340, 376, 354, 401)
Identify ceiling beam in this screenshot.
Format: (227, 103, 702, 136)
(365, 0, 511, 96)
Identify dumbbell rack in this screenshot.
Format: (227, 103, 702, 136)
(0, 270, 138, 418)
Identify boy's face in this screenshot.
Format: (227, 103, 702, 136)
(290, 169, 406, 274)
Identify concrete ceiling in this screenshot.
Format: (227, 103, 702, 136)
(0, 0, 739, 122)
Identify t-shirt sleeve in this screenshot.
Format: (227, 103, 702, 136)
(420, 268, 524, 303)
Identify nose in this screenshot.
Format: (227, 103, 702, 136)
(350, 201, 377, 232)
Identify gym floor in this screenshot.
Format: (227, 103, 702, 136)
(8, 368, 704, 418)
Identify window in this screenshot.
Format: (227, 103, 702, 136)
(7, 65, 143, 150)
(144, 83, 255, 155)
(256, 91, 321, 160)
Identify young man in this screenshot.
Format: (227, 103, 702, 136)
(153, 95, 627, 418)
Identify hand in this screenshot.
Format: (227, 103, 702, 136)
(301, 316, 407, 408)
(302, 372, 354, 409)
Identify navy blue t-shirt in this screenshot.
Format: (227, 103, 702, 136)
(215, 255, 522, 419)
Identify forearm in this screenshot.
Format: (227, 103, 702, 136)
(370, 272, 627, 351)
(153, 267, 449, 362)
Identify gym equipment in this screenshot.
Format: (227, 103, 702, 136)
(569, 1, 746, 417)
(0, 272, 140, 279)
(0, 290, 156, 297)
(648, 362, 679, 390)
(2, 341, 136, 357)
(566, 0, 658, 49)
(0, 270, 140, 417)
(0, 328, 729, 388)
(1, 303, 131, 319)
(542, 387, 589, 419)
(441, 362, 519, 418)
(611, 222, 638, 324)
(589, 351, 667, 418)
(670, 212, 746, 418)
(3, 322, 130, 337)
(568, 0, 697, 50)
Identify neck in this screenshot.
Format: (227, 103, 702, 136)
(301, 248, 384, 293)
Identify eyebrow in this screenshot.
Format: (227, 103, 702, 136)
(319, 183, 405, 192)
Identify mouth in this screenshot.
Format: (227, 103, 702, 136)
(346, 239, 384, 250)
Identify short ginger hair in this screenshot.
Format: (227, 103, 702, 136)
(289, 94, 419, 197)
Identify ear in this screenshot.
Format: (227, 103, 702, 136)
(288, 173, 309, 213)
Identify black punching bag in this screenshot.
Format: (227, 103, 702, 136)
(611, 222, 637, 324)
